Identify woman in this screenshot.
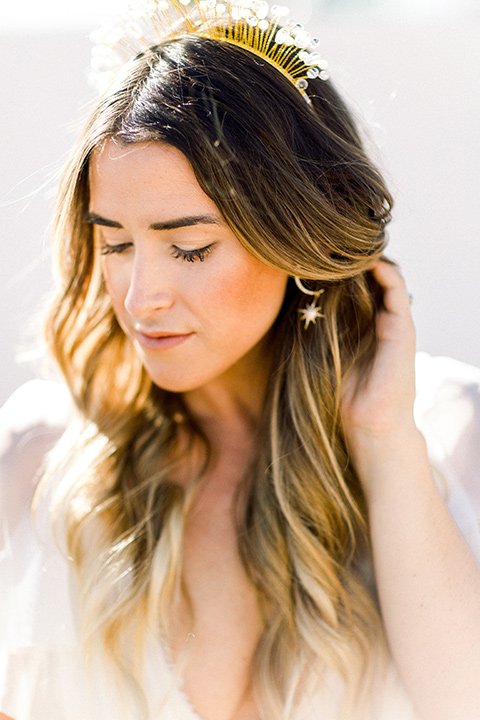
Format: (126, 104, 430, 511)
(1, 2, 480, 719)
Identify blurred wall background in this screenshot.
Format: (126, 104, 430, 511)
(1, 0, 479, 405)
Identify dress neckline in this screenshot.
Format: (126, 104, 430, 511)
(145, 637, 206, 720)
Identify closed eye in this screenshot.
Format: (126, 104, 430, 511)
(100, 242, 132, 255)
(171, 244, 215, 263)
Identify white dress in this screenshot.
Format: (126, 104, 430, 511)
(1, 354, 479, 720)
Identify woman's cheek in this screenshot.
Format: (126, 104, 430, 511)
(101, 259, 129, 319)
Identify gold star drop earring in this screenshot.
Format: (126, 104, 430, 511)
(294, 276, 325, 329)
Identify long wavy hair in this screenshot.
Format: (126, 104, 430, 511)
(42, 34, 393, 719)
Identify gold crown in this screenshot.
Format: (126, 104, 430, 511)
(90, 0, 329, 100)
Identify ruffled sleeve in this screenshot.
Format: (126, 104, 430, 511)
(0, 381, 86, 719)
(414, 353, 480, 561)
(0, 380, 71, 547)
(0, 381, 198, 720)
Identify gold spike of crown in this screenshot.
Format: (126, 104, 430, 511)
(90, 0, 330, 100)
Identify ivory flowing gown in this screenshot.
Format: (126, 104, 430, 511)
(1, 354, 479, 719)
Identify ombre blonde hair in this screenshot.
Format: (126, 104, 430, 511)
(42, 36, 393, 719)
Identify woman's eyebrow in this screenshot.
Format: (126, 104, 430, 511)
(84, 211, 225, 230)
(84, 212, 122, 228)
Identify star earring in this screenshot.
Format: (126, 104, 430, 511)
(294, 276, 325, 329)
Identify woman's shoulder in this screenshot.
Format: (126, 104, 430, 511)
(414, 352, 480, 558)
(414, 352, 480, 454)
(1, 378, 72, 437)
(0, 379, 72, 508)
(415, 351, 480, 402)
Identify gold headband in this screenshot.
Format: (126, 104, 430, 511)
(90, 0, 330, 101)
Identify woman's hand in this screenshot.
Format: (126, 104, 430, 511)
(341, 260, 421, 497)
(341, 261, 480, 720)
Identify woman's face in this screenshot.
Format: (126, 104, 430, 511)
(88, 140, 288, 394)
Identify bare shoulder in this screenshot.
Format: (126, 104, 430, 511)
(0, 379, 72, 503)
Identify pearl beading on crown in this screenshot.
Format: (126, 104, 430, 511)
(90, 0, 330, 100)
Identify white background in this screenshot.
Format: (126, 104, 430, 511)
(1, 0, 479, 405)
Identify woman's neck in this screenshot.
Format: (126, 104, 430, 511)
(182, 341, 271, 449)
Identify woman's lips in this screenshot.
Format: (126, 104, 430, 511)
(134, 331, 193, 351)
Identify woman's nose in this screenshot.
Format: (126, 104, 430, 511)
(124, 252, 174, 319)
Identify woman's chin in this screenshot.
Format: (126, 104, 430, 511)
(145, 369, 212, 394)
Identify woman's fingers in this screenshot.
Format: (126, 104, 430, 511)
(341, 259, 417, 446)
(369, 261, 415, 344)
(370, 260, 412, 316)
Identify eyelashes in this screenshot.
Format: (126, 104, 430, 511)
(100, 242, 215, 262)
(100, 242, 131, 256)
(171, 244, 214, 263)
